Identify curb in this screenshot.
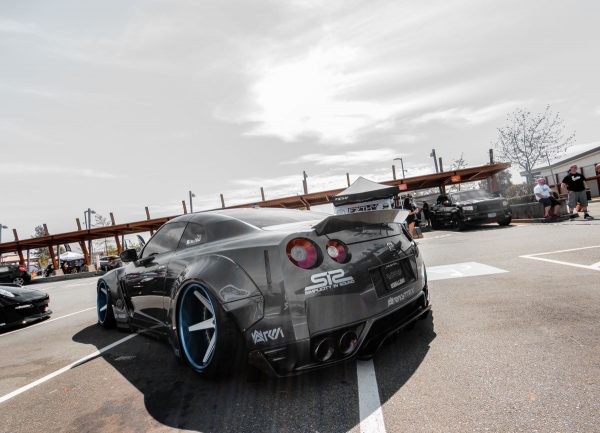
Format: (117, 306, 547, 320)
(29, 271, 106, 285)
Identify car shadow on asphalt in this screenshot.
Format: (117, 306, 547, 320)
(72, 314, 435, 433)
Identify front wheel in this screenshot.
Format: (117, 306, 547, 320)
(498, 217, 512, 226)
(13, 277, 25, 286)
(177, 283, 243, 377)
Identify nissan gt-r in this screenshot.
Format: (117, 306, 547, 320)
(0, 284, 52, 330)
(97, 208, 431, 377)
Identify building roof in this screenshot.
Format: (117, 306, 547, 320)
(521, 144, 600, 175)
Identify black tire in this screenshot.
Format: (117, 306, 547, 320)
(97, 281, 116, 328)
(498, 217, 512, 226)
(176, 283, 244, 378)
(13, 277, 25, 286)
(453, 215, 466, 231)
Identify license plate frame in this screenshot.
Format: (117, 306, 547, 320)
(488, 212, 497, 218)
(381, 258, 415, 293)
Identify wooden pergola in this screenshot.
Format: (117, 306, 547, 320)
(0, 162, 510, 267)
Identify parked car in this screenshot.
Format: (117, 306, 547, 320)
(0, 264, 32, 286)
(0, 284, 52, 330)
(426, 189, 512, 230)
(99, 255, 122, 272)
(97, 208, 431, 377)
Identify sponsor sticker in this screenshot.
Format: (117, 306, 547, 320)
(251, 327, 284, 344)
(304, 269, 355, 295)
(387, 287, 415, 308)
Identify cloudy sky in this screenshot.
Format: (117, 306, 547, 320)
(1, 0, 599, 238)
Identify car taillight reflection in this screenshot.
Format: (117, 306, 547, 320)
(286, 238, 320, 269)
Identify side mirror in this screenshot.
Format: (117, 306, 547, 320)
(120, 248, 138, 263)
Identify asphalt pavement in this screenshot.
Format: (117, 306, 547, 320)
(1, 214, 599, 433)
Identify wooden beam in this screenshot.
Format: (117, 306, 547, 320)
(44, 224, 58, 269)
(110, 212, 122, 254)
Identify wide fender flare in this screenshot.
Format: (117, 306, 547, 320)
(98, 267, 126, 302)
(168, 254, 264, 335)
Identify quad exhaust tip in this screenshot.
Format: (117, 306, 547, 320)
(338, 331, 359, 356)
(313, 337, 336, 362)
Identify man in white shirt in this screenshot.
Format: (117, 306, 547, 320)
(533, 178, 560, 219)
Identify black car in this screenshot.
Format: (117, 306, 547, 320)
(97, 208, 431, 377)
(99, 255, 122, 272)
(0, 284, 52, 330)
(0, 264, 32, 286)
(425, 189, 512, 230)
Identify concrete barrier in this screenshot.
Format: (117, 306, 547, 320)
(510, 199, 568, 219)
(29, 270, 106, 285)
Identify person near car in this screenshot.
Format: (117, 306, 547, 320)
(422, 202, 432, 228)
(533, 178, 560, 219)
(403, 196, 420, 237)
(561, 165, 593, 220)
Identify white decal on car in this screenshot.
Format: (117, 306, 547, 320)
(387, 287, 415, 307)
(305, 269, 355, 295)
(252, 327, 284, 344)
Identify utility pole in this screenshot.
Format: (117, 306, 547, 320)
(393, 158, 406, 179)
(84, 208, 96, 269)
(430, 149, 439, 173)
(302, 171, 308, 194)
(189, 191, 195, 213)
(392, 165, 396, 180)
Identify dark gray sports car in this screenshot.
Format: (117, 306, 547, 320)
(97, 208, 431, 377)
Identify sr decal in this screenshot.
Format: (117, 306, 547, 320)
(305, 269, 355, 295)
(252, 327, 284, 344)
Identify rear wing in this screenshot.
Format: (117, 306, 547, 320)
(313, 209, 409, 236)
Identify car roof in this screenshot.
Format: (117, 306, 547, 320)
(167, 208, 329, 228)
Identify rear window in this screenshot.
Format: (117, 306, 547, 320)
(217, 209, 329, 229)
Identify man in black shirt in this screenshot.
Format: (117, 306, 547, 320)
(561, 164, 593, 220)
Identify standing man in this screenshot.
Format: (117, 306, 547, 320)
(533, 178, 560, 219)
(561, 165, 594, 220)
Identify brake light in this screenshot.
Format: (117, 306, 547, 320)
(286, 238, 320, 269)
(18, 267, 26, 272)
(326, 240, 350, 263)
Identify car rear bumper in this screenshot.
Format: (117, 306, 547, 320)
(248, 288, 430, 377)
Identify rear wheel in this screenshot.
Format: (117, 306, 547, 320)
(13, 277, 25, 286)
(97, 281, 116, 328)
(177, 283, 243, 377)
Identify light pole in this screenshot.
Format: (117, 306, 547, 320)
(84, 208, 96, 268)
(0, 224, 7, 263)
(189, 191, 196, 213)
(430, 149, 439, 173)
(393, 158, 406, 179)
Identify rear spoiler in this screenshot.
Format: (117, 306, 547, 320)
(313, 209, 409, 236)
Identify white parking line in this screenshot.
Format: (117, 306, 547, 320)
(0, 307, 96, 338)
(356, 360, 386, 433)
(520, 245, 600, 272)
(0, 333, 137, 405)
(427, 262, 508, 281)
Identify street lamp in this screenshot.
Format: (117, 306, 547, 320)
(302, 171, 308, 194)
(0, 224, 7, 263)
(393, 158, 406, 179)
(430, 149, 440, 173)
(189, 191, 196, 213)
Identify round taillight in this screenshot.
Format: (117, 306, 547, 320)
(286, 238, 320, 269)
(326, 240, 350, 263)
(18, 267, 26, 272)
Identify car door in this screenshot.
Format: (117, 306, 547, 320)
(122, 222, 187, 327)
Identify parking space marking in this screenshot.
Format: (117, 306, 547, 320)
(427, 262, 508, 281)
(520, 245, 600, 272)
(356, 360, 386, 433)
(0, 307, 96, 338)
(0, 333, 137, 405)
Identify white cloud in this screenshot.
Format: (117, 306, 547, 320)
(0, 163, 119, 179)
(283, 148, 402, 166)
(410, 101, 526, 126)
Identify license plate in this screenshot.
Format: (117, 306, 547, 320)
(488, 212, 496, 218)
(381, 259, 414, 292)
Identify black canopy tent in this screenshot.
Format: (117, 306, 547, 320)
(333, 177, 400, 214)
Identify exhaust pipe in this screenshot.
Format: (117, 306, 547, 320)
(338, 331, 358, 356)
(313, 337, 335, 362)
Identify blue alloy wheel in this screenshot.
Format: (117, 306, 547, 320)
(97, 282, 109, 324)
(178, 284, 218, 371)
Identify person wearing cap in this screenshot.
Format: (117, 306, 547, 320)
(561, 165, 594, 220)
(533, 178, 560, 219)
